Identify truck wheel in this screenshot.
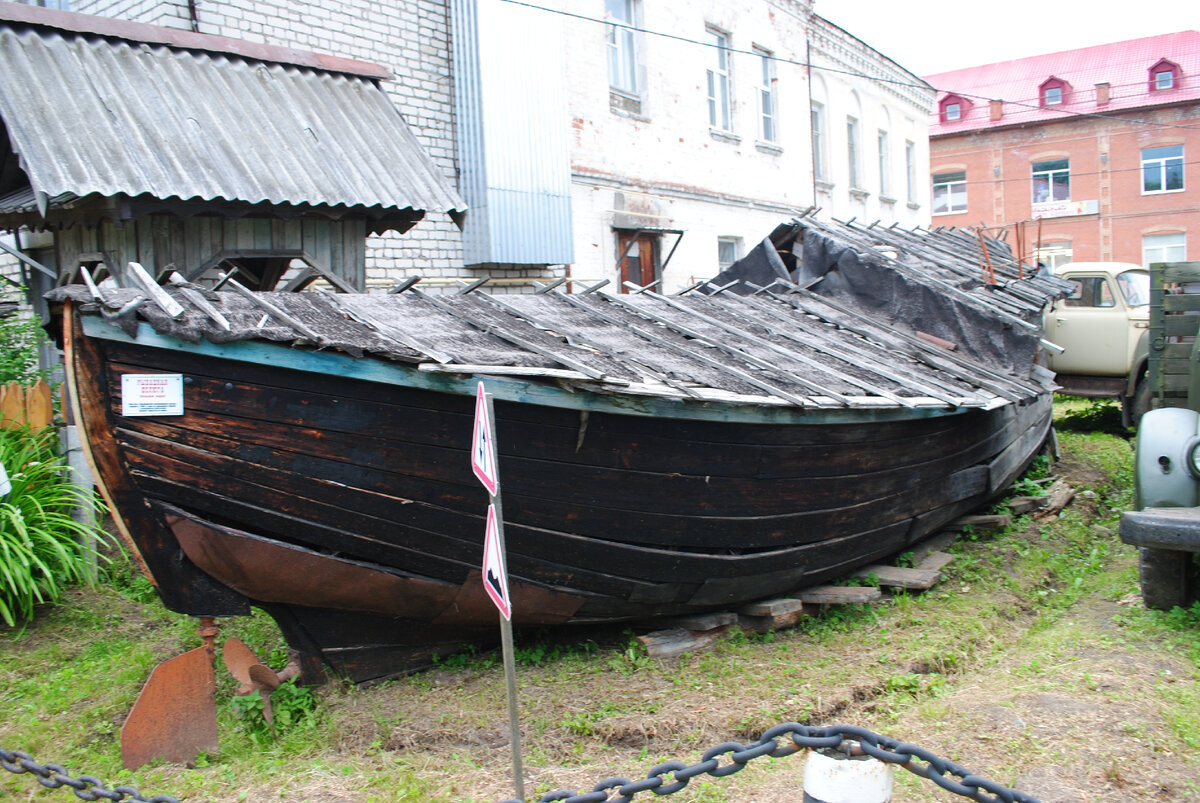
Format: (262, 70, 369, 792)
(1138, 546, 1196, 610)
(1131, 377, 1153, 426)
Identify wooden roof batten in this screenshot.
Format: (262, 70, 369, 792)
(48, 213, 1065, 412)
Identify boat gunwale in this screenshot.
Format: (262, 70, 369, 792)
(80, 316, 1003, 425)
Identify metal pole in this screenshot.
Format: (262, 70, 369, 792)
(484, 391, 524, 801)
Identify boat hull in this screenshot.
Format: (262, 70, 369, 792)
(66, 308, 1053, 682)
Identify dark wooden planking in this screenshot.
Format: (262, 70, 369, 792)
(116, 402, 1015, 552)
(64, 305, 250, 616)
(103, 337, 976, 449)
(111, 392, 1020, 522)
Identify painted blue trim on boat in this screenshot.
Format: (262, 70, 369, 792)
(83, 317, 966, 425)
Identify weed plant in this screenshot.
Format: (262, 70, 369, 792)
(0, 425, 108, 626)
(0, 290, 50, 385)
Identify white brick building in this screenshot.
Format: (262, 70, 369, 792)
(807, 14, 935, 227)
(72, 0, 467, 289)
(63, 0, 931, 292)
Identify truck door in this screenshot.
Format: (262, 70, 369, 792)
(1046, 274, 1130, 376)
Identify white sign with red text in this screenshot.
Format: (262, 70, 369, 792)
(121, 374, 184, 417)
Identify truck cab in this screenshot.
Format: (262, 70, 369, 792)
(1042, 262, 1151, 427)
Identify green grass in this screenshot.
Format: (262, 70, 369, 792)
(2, 400, 1198, 802)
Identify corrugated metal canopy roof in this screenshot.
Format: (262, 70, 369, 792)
(0, 3, 465, 226)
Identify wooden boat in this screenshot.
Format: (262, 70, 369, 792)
(51, 217, 1063, 684)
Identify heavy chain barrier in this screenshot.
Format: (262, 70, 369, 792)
(501, 722, 1040, 803)
(0, 747, 179, 802)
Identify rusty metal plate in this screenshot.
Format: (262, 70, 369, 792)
(120, 646, 217, 770)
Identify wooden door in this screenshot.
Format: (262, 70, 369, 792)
(617, 231, 659, 291)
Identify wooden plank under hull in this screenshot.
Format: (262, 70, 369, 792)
(68, 310, 1054, 681)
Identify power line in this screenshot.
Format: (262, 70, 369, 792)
(935, 158, 1200, 188)
(498, 0, 1200, 132)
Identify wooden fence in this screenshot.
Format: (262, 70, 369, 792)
(0, 379, 54, 432)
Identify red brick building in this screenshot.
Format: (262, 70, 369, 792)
(925, 31, 1199, 268)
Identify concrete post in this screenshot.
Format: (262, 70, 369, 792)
(802, 748, 893, 803)
(60, 423, 98, 580)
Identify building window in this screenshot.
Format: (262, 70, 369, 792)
(905, 140, 916, 204)
(717, 237, 741, 270)
(706, 29, 731, 131)
(938, 94, 967, 123)
(877, 130, 890, 197)
(1149, 59, 1180, 92)
(1143, 233, 1186, 265)
(756, 48, 776, 142)
(1032, 158, 1070, 204)
(606, 0, 638, 97)
(812, 103, 826, 180)
(1043, 86, 1062, 105)
(932, 170, 966, 214)
(847, 117, 861, 189)
(1035, 241, 1073, 271)
(1142, 145, 1184, 193)
(1039, 77, 1070, 107)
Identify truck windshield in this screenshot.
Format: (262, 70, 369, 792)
(1117, 270, 1150, 307)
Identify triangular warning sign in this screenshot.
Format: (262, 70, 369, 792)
(471, 382, 499, 496)
(482, 504, 512, 620)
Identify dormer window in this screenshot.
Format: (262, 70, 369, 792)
(938, 94, 969, 123)
(1149, 59, 1181, 91)
(1039, 77, 1070, 107)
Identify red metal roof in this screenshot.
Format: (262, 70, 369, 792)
(925, 31, 1200, 134)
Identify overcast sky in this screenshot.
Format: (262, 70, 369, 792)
(816, 0, 1199, 78)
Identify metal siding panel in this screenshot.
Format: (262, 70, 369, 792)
(0, 24, 466, 218)
(453, 0, 572, 266)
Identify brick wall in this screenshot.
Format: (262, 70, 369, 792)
(931, 103, 1200, 264)
(73, 0, 468, 288)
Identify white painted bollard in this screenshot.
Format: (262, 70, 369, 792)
(802, 748, 893, 803)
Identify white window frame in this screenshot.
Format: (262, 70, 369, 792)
(1032, 158, 1070, 204)
(905, 140, 916, 204)
(606, 0, 639, 97)
(945, 103, 960, 121)
(1155, 70, 1175, 90)
(755, 47, 776, 142)
(1141, 145, 1184, 194)
(847, 116, 861, 189)
(1043, 86, 1062, 105)
(1035, 242, 1073, 270)
(932, 170, 966, 215)
(1143, 233, 1187, 266)
(812, 103, 826, 180)
(706, 28, 731, 131)
(877, 130, 890, 197)
(717, 237, 741, 270)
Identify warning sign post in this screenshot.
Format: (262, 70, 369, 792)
(471, 382, 523, 799)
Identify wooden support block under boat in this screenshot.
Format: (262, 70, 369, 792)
(852, 565, 943, 591)
(949, 513, 1013, 533)
(637, 628, 730, 660)
(797, 586, 883, 605)
(1009, 496, 1052, 516)
(738, 597, 807, 634)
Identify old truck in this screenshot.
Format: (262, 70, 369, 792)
(1119, 261, 1200, 610)
(1042, 261, 1151, 429)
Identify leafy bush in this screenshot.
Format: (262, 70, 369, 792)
(0, 291, 50, 384)
(0, 425, 108, 626)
